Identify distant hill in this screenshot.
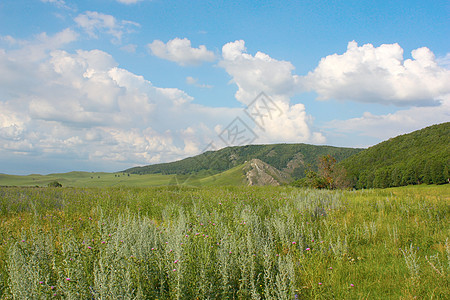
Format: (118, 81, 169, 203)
(339, 122, 449, 189)
(124, 143, 363, 180)
(174, 158, 292, 187)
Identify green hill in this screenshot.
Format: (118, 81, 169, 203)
(340, 122, 449, 189)
(124, 143, 362, 180)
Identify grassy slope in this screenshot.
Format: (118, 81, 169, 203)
(124, 143, 363, 178)
(339, 122, 450, 188)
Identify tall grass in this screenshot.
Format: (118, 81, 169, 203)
(0, 185, 448, 298)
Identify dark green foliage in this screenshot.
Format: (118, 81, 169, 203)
(47, 181, 62, 187)
(340, 122, 450, 189)
(292, 155, 352, 189)
(124, 144, 362, 180)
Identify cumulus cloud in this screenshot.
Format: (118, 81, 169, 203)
(219, 40, 324, 144)
(0, 30, 240, 172)
(219, 40, 302, 105)
(303, 41, 450, 106)
(75, 11, 140, 43)
(148, 38, 216, 66)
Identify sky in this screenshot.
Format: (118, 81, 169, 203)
(0, 0, 449, 175)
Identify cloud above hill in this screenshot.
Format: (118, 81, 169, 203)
(219, 40, 324, 144)
(0, 30, 238, 170)
(1, 26, 448, 173)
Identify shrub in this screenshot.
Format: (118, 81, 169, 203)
(47, 181, 62, 188)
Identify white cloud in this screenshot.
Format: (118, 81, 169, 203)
(219, 40, 324, 144)
(304, 41, 450, 106)
(74, 11, 140, 43)
(0, 28, 78, 62)
(148, 38, 216, 66)
(220, 40, 302, 105)
(325, 95, 450, 143)
(0, 31, 241, 171)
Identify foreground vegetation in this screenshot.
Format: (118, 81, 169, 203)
(0, 185, 448, 299)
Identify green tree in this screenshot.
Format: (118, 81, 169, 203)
(47, 181, 62, 187)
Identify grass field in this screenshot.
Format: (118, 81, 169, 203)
(0, 172, 180, 188)
(0, 184, 448, 299)
(0, 167, 247, 188)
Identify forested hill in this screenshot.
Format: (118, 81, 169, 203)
(340, 122, 449, 189)
(125, 144, 362, 179)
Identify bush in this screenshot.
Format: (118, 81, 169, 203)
(47, 181, 62, 187)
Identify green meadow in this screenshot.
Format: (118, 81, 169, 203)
(0, 168, 247, 188)
(0, 184, 448, 299)
(0, 172, 179, 188)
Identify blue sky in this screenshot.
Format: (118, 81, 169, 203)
(0, 0, 449, 175)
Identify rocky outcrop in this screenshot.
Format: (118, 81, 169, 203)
(244, 159, 291, 186)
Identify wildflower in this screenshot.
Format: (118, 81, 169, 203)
(174, 260, 179, 264)
(151, 248, 155, 250)
(66, 278, 70, 281)
(318, 282, 322, 285)
(88, 246, 92, 249)
(101, 241, 106, 244)
(292, 241, 297, 245)
(51, 286, 55, 290)
(329, 267, 333, 270)
(53, 293, 57, 296)
(173, 269, 177, 272)
(185, 235, 189, 237)
(39, 281, 43, 284)
(350, 284, 354, 287)
(306, 248, 310, 251)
